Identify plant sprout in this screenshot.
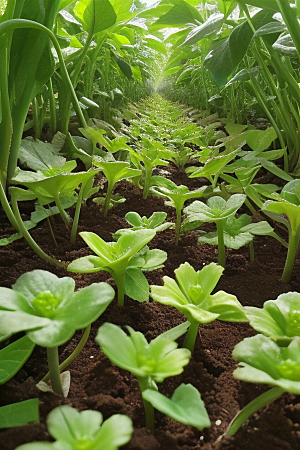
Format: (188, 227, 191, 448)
(15, 405, 133, 450)
(262, 179, 300, 283)
(68, 229, 166, 307)
(96, 322, 191, 429)
(226, 335, 300, 436)
(92, 160, 141, 216)
(0, 270, 114, 396)
(151, 262, 247, 353)
(113, 211, 172, 239)
(150, 178, 209, 245)
(244, 292, 300, 345)
(184, 194, 246, 267)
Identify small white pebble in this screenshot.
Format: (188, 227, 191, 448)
(199, 436, 204, 441)
(202, 262, 206, 265)
(215, 420, 222, 426)
(90, 355, 94, 359)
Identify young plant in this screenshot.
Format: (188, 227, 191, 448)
(197, 213, 281, 262)
(92, 160, 141, 216)
(183, 194, 246, 267)
(15, 405, 133, 450)
(150, 178, 209, 245)
(129, 138, 170, 198)
(96, 322, 191, 429)
(68, 229, 166, 307)
(226, 335, 300, 436)
(113, 211, 172, 239)
(244, 292, 300, 345)
(262, 179, 300, 283)
(0, 270, 114, 396)
(150, 262, 247, 353)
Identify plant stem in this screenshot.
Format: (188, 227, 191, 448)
(216, 220, 226, 268)
(281, 227, 300, 283)
(104, 181, 114, 216)
(42, 325, 91, 382)
(10, 192, 66, 268)
(174, 206, 182, 246)
(54, 194, 71, 226)
(138, 377, 156, 430)
(70, 182, 85, 244)
(226, 387, 284, 436)
(143, 167, 152, 199)
(47, 346, 63, 396)
(114, 271, 126, 307)
(183, 320, 199, 353)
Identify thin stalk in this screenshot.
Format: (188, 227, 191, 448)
(143, 167, 152, 199)
(54, 194, 71, 226)
(137, 377, 156, 430)
(47, 216, 58, 247)
(174, 205, 182, 246)
(10, 193, 66, 268)
(281, 227, 300, 283)
(42, 325, 91, 383)
(226, 387, 284, 436)
(48, 78, 57, 134)
(183, 320, 199, 353)
(104, 182, 114, 216)
(47, 346, 63, 396)
(114, 271, 126, 307)
(216, 220, 226, 268)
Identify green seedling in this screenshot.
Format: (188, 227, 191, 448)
(197, 214, 280, 262)
(244, 292, 300, 345)
(150, 178, 209, 245)
(142, 383, 211, 431)
(226, 335, 300, 436)
(184, 194, 246, 267)
(113, 211, 172, 239)
(129, 138, 170, 198)
(96, 322, 191, 429)
(92, 160, 141, 216)
(0, 270, 114, 396)
(262, 179, 300, 283)
(151, 262, 247, 353)
(79, 127, 131, 160)
(15, 405, 133, 450)
(68, 229, 166, 307)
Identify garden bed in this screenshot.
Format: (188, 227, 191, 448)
(0, 169, 300, 450)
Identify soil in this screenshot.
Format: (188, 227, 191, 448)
(0, 166, 300, 450)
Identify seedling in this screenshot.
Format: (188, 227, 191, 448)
(245, 292, 300, 345)
(196, 213, 281, 262)
(113, 211, 172, 239)
(68, 229, 166, 307)
(15, 405, 133, 450)
(150, 179, 209, 245)
(226, 335, 300, 435)
(96, 322, 191, 429)
(0, 270, 114, 396)
(129, 138, 170, 198)
(92, 160, 141, 215)
(151, 262, 247, 353)
(262, 179, 300, 283)
(184, 194, 246, 267)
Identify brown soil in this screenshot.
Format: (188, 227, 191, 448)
(0, 168, 300, 450)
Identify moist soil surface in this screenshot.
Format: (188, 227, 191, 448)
(0, 166, 300, 450)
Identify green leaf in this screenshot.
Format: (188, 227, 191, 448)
(74, 0, 117, 36)
(0, 399, 39, 429)
(0, 336, 35, 384)
(151, 0, 203, 29)
(181, 13, 224, 46)
(142, 383, 211, 430)
(125, 267, 149, 302)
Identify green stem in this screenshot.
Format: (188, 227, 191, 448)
(54, 194, 71, 226)
(183, 320, 199, 353)
(226, 387, 284, 436)
(46, 346, 63, 396)
(174, 206, 182, 246)
(104, 182, 114, 216)
(216, 220, 226, 268)
(281, 227, 300, 283)
(10, 192, 66, 268)
(138, 377, 156, 430)
(70, 181, 86, 244)
(42, 325, 91, 383)
(143, 167, 152, 199)
(114, 271, 126, 307)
